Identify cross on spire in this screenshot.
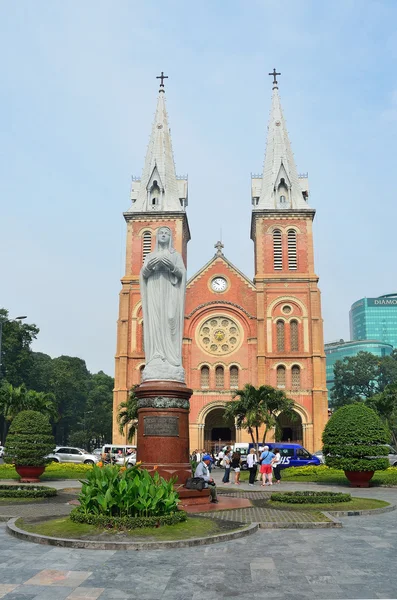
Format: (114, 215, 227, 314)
(156, 71, 168, 92)
(214, 240, 224, 256)
(268, 68, 281, 88)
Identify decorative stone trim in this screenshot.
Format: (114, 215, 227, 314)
(137, 397, 190, 410)
(186, 301, 255, 320)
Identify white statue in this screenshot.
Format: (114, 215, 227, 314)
(140, 227, 186, 382)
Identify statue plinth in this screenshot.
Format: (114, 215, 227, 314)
(135, 380, 193, 484)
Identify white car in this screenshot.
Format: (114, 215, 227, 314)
(0, 446, 4, 459)
(47, 447, 99, 465)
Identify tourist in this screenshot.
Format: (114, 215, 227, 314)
(260, 445, 275, 486)
(231, 451, 241, 485)
(217, 448, 225, 467)
(272, 448, 282, 484)
(194, 454, 219, 503)
(222, 448, 232, 484)
(247, 448, 258, 486)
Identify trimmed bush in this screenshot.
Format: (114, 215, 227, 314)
(4, 411, 55, 467)
(0, 485, 56, 498)
(70, 507, 187, 530)
(322, 403, 389, 472)
(270, 491, 351, 504)
(78, 464, 180, 518)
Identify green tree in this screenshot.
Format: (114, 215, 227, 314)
(331, 352, 386, 408)
(367, 383, 397, 447)
(224, 384, 296, 449)
(118, 387, 138, 443)
(0, 309, 39, 386)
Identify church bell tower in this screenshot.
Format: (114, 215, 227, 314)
(251, 70, 328, 451)
(113, 74, 190, 443)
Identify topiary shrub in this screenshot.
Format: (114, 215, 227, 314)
(322, 403, 389, 472)
(4, 410, 55, 467)
(0, 484, 56, 498)
(70, 507, 187, 530)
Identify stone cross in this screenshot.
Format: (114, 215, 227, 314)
(214, 240, 224, 256)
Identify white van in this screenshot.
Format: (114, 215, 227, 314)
(101, 444, 137, 466)
(233, 443, 250, 470)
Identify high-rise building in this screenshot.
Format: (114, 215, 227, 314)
(350, 294, 397, 349)
(113, 74, 328, 453)
(325, 339, 393, 402)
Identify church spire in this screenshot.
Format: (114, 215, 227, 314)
(255, 72, 309, 210)
(128, 73, 186, 213)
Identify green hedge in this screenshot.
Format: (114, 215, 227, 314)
(0, 485, 56, 498)
(323, 403, 389, 472)
(270, 491, 351, 504)
(70, 506, 187, 530)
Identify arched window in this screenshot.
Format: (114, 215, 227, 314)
(273, 229, 282, 270)
(291, 365, 301, 389)
(277, 366, 286, 388)
(276, 320, 285, 352)
(200, 366, 210, 388)
(215, 366, 224, 388)
(142, 231, 152, 263)
(230, 366, 239, 388)
(280, 195, 286, 204)
(290, 320, 299, 351)
(287, 229, 297, 270)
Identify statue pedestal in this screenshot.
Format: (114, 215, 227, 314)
(135, 380, 193, 484)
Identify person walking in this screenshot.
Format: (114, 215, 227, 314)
(222, 448, 232, 484)
(246, 448, 258, 486)
(272, 448, 282, 484)
(260, 445, 275, 486)
(231, 451, 241, 485)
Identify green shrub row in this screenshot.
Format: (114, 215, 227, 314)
(325, 457, 389, 471)
(270, 491, 351, 504)
(0, 485, 56, 498)
(70, 506, 187, 530)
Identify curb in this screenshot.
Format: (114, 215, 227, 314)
(328, 503, 396, 517)
(6, 518, 259, 551)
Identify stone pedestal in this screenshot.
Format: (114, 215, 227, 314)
(135, 380, 193, 484)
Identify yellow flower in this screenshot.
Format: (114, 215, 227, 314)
(120, 466, 126, 472)
(153, 465, 158, 471)
(97, 462, 103, 467)
(136, 461, 142, 466)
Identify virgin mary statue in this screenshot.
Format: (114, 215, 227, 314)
(140, 227, 186, 382)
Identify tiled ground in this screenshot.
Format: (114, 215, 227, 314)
(0, 477, 396, 598)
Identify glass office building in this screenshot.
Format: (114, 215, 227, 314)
(325, 339, 393, 404)
(350, 294, 397, 348)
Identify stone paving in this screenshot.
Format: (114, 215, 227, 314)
(0, 477, 396, 598)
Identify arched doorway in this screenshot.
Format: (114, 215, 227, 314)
(204, 407, 235, 453)
(277, 410, 303, 444)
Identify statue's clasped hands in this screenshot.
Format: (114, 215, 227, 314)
(148, 254, 174, 271)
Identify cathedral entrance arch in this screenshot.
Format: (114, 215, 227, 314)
(203, 407, 235, 453)
(277, 410, 303, 445)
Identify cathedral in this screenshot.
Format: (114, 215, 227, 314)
(112, 72, 328, 453)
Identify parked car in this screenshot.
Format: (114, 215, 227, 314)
(101, 444, 137, 466)
(0, 446, 4, 459)
(313, 450, 325, 464)
(386, 445, 397, 467)
(251, 443, 322, 469)
(92, 448, 103, 457)
(47, 447, 99, 465)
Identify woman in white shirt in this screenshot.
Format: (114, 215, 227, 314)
(246, 448, 258, 486)
(272, 448, 281, 484)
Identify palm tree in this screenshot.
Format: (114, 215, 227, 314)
(224, 384, 296, 450)
(117, 386, 138, 443)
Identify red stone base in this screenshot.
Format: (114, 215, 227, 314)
(135, 380, 193, 486)
(177, 487, 211, 507)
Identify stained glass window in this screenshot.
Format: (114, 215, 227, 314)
(230, 366, 239, 388)
(277, 365, 286, 388)
(215, 366, 224, 387)
(290, 320, 299, 351)
(277, 320, 285, 352)
(200, 366, 210, 388)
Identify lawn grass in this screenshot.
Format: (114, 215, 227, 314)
(240, 466, 397, 486)
(0, 497, 44, 504)
(269, 497, 389, 512)
(16, 516, 236, 541)
(0, 463, 92, 480)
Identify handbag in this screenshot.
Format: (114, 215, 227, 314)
(185, 477, 205, 491)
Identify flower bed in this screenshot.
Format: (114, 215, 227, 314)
(69, 507, 187, 530)
(270, 491, 351, 504)
(0, 485, 56, 498)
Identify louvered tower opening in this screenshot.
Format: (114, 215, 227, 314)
(273, 229, 282, 270)
(142, 231, 152, 263)
(287, 229, 297, 270)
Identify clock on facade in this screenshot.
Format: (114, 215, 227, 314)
(211, 277, 227, 292)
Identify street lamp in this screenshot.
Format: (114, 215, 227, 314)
(0, 315, 27, 379)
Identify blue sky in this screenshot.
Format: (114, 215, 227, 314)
(1, 0, 396, 375)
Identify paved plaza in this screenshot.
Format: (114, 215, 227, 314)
(0, 474, 396, 599)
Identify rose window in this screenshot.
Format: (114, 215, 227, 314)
(198, 316, 242, 355)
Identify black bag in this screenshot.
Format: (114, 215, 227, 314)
(185, 477, 205, 491)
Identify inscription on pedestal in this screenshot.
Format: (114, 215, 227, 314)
(143, 416, 179, 437)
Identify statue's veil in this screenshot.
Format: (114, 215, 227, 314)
(154, 227, 176, 253)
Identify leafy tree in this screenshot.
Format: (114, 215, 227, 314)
(0, 309, 39, 386)
(330, 351, 396, 408)
(224, 384, 296, 449)
(367, 383, 397, 447)
(118, 387, 138, 443)
(26, 352, 54, 393)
